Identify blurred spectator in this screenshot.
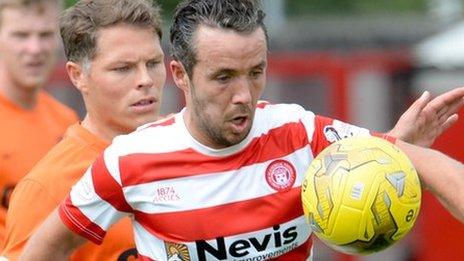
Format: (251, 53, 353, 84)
(0, 0, 77, 242)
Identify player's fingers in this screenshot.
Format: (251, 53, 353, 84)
(444, 87, 464, 101)
(413, 91, 432, 113)
(437, 97, 464, 120)
(419, 104, 438, 124)
(403, 91, 431, 119)
(440, 114, 459, 133)
(436, 87, 464, 105)
(429, 87, 464, 113)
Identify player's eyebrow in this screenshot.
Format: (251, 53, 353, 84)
(252, 61, 267, 70)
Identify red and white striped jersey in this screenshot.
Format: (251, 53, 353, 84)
(60, 102, 389, 261)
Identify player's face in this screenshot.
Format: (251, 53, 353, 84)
(82, 24, 165, 133)
(0, 4, 59, 91)
(185, 26, 267, 148)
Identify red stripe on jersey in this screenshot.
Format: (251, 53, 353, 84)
(270, 236, 313, 260)
(310, 115, 334, 156)
(92, 154, 133, 212)
(133, 187, 303, 241)
(59, 196, 106, 245)
(120, 121, 309, 186)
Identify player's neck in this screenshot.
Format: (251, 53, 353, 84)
(0, 70, 39, 110)
(81, 115, 124, 143)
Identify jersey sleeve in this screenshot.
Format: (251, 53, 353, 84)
(58, 151, 133, 245)
(307, 115, 395, 156)
(255, 103, 393, 156)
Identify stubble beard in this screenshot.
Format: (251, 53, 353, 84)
(192, 93, 235, 148)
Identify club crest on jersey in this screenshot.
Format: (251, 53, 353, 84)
(164, 242, 191, 261)
(265, 160, 296, 192)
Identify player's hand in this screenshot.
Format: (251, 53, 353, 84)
(388, 87, 464, 147)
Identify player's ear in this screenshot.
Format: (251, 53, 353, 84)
(170, 60, 190, 93)
(66, 61, 89, 94)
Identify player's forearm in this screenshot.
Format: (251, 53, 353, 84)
(20, 237, 71, 261)
(20, 227, 73, 261)
(20, 210, 85, 260)
(396, 140, 464, 222)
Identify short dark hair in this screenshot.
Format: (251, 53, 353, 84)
(60, 0, 162, 65)
(170, 0, 267, 77)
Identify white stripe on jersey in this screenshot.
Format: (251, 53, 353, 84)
(253, 103, 315, 133)
(133, 220, 167, 261)
(122, 146, 313, 213)
(103, 148, 123, 186)
(70, 169, 125, 230)
(134, 215, 311, 261)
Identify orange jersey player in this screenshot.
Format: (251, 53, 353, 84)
(0, 0, 78, 241)
(0, 92, 77, 238)
(2, 0, 165, 259)
(2, 124, 136, 260)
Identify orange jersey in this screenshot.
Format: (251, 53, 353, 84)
(2, 123, 138, 260)
(0, 91, 77, 241)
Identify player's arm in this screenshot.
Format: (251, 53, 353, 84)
(388, 87, 464, 147)
(396, 139, 464, 222)
(20, 147, 129, 260)
(20, 209, 86, 260)
(2, 179, 57, 259)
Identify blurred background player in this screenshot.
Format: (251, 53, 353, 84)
(19, 0, 464, 260)
(0, 0, 77, 241)
(1, 0, 165, 259)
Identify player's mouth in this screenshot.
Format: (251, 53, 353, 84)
(131, 97, 156, 113)
(230, 115, 250, 134)
(24, 61, 45, 74)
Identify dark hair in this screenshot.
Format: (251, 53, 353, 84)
(60, 0, 162, 64)
(170, 0, 267, 77)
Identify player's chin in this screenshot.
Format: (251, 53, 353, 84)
(17, 77, 44, 89)
(136, 114, 159, 126)
(227, 129, 250, 145)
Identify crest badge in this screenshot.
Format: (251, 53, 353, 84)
(265, 159, 296, 192)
